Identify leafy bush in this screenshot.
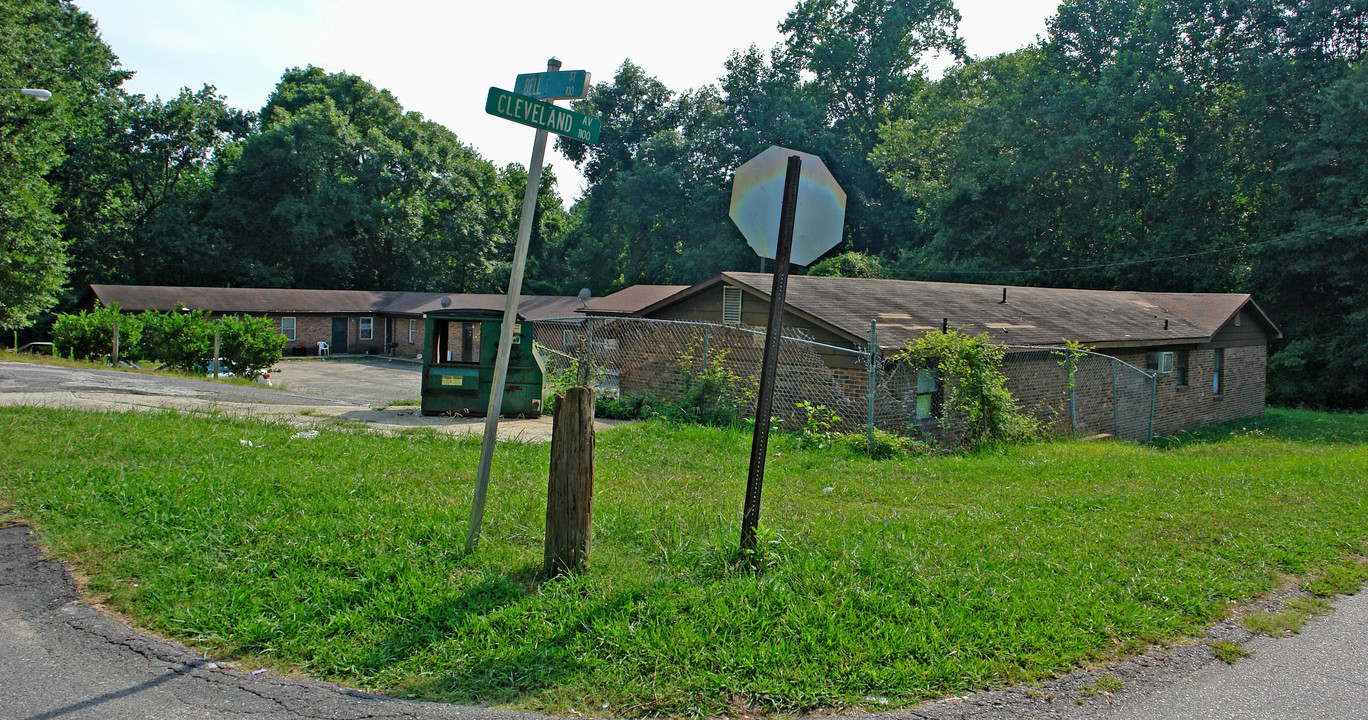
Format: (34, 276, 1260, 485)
(666, 342, 755, 426)
(52, 305, 285, 376)
(841, 428, 933, 459)
(807, 251, 889, 278)
(596, 393, 660, 420)
(51, 304, 142, 361)
(216, 314, 287, 378)
(895, 329, 1037, 448)
(795, 400, 841, 449)
(137, 307, 214, 371)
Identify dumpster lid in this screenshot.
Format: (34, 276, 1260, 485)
(423, 307, 528, 321)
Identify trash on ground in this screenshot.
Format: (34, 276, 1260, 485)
(291, 430, 320, 440)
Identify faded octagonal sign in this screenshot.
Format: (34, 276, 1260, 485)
(729, 146, 847, 267)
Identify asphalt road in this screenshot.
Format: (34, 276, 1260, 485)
(1097, 591, 1368, 719)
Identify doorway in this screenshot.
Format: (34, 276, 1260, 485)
(331, 317, 348, 354)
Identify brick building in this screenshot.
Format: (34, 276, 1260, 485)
(84, 285, 584, 359)
(586, 273, 1280, 438)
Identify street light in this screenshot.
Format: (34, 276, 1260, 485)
(0, 88, 52, 101)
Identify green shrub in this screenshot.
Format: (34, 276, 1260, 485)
(52, 305, 285, 377)
(795, 400, 841, 449)
(596, 394, 659, 420)
(136, 307, 214, 372)
(51, 304, 143, 361)
(841, 428, 933, 459)
(666, 342, 755, 426)
(216, 315, 287, 378)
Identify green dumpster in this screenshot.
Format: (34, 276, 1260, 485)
(421, 309, 545, 418)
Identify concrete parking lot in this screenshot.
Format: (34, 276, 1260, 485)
(267, 357, 422, 407)
(0, 359, 627, 441)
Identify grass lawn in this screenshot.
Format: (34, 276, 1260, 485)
(1, 406, 1366, 716)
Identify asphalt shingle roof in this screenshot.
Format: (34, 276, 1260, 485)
(647, 273, 1279, 350)
(579, 285, 690, 316)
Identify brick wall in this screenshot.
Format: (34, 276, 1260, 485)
(274, 314, 426, 358)
(1147, 345, 1265, 436)
(533, 318, 1269, 443)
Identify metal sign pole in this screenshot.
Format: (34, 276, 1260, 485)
(466, 58, 561, 554)
(740, 155, 802, 552)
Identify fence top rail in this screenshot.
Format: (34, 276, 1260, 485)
(535, 316, 868, 358)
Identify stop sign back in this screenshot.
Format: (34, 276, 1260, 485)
(729, 146, 847, 266)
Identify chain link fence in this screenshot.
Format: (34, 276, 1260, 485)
(534, 317, 1157, 443)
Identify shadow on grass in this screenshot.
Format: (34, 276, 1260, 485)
(1154, 407, 1368, 449)
(365, 563, 541, 673)
(365, 563, 649, 705)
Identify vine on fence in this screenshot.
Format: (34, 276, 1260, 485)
(895, 330, 1037, 447)
(670, 340, 756, 426)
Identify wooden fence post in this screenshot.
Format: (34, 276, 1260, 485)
(544, 386, 595, 576)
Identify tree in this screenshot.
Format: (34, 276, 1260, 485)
(1258, 61, 1368, 408)
(808, 251, 890, 278)
(59, 85, 255, 288)
(0, 0, 127, 328)
(205, 66, 536, 292)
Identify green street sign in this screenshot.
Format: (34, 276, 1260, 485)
(515, 70, 591, 99)
(485, 87, 600, 144)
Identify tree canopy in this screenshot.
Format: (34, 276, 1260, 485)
(8, 0, 1368, 407)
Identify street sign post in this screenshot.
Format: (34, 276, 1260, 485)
(515, 69, 591, 99)
(467, 60, 599, 553)
(729, 146, 846, 552)
(485, 87, 601, 144)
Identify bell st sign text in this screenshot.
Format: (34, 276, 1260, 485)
(485, 87, 600, 144)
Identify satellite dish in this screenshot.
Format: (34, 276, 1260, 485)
(577, 288, 592, 307)
(440, 296, 452, 308)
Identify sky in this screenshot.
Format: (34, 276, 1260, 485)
(75, 0, 1063, 201)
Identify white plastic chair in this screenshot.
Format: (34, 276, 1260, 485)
(317, 341, 330, 357)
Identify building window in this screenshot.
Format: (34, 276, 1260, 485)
(409, 319, 415, 343)
(1174, 350, 1189, 386)
(723, 286, 742, 325)
(563, 329, 574, 347)
(281, 316, 296, 341)
(915, 367, 941, 421)
(1213, 348, 1225, 395)
(360, 316, 373, 341)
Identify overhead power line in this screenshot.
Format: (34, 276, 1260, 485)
(911, 218, 1368, 278)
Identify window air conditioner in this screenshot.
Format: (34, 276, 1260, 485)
(1147, 351, 1175, 374)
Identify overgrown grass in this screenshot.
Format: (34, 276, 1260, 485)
(2, 407, 1367, 716)
(1211, 640, 1251, 663)
(1240, 597, 1332, 636)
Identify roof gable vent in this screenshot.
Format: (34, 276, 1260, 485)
(723, 286, 742, 325)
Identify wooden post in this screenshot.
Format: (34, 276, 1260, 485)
(544, 386, 595, 576)
(111, 315, 119, 366)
